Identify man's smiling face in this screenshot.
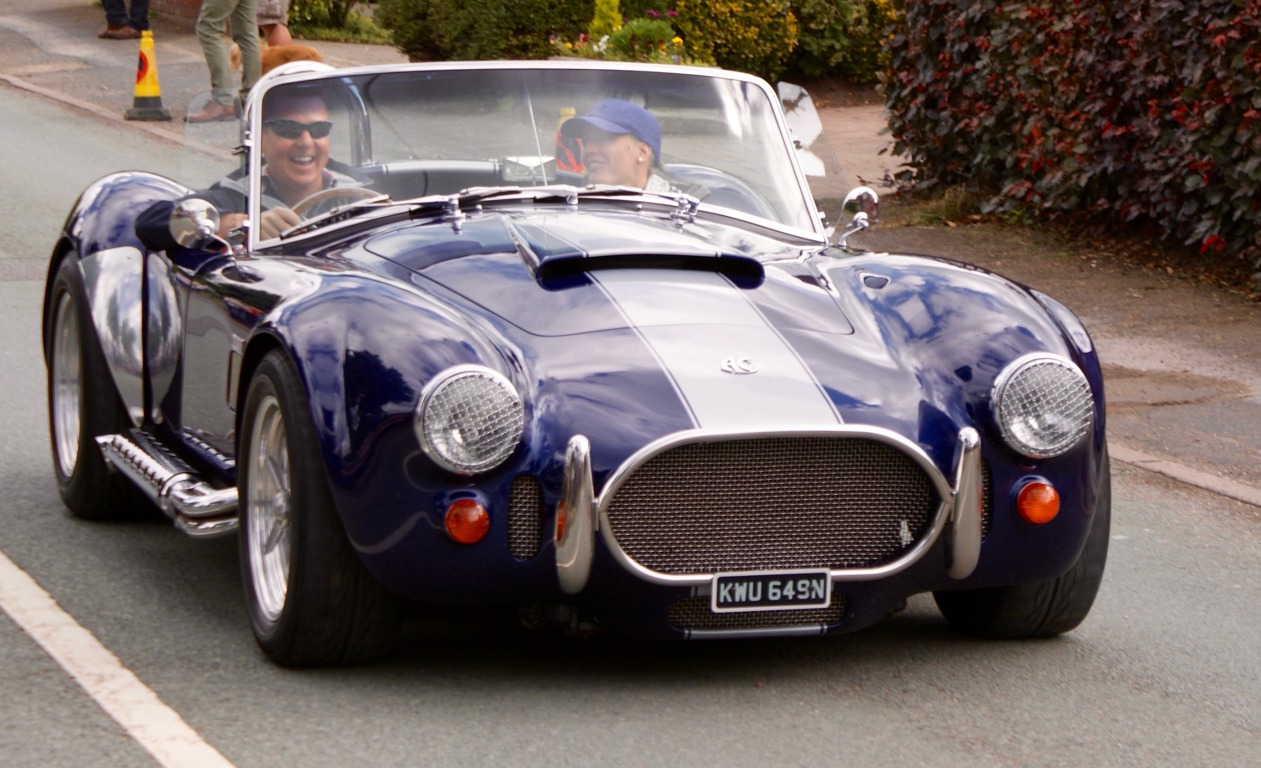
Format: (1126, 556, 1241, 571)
(261, 95, 331, 207)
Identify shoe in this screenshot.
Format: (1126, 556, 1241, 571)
(99, 24, 141, 39)
(186, 101, 239, 123)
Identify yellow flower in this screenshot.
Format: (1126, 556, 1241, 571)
(565, 41, 573, 49)
(672, 36, 683, 46)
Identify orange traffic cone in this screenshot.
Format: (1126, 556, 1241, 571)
(125, 30, 171, 121)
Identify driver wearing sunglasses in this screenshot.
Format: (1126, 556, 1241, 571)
(137, 88, 367, 250)
(253, 92, 341, 238)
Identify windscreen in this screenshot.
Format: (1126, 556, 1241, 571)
(254, 65, 820, 233)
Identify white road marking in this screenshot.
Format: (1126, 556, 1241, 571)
(0, 550, 234, 768)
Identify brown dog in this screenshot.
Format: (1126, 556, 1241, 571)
(229, 42, 325, 75)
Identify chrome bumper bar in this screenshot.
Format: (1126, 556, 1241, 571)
(553, 427, 986, 594)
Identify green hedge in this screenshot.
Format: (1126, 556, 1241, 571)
(884, 0, 1261, 282)
(375, 0, 899, 85)
(613, 2, 800, 81)
(289, 0, 357, 29)
(376, 0, 593, 61)
(785, 0, 898, 84)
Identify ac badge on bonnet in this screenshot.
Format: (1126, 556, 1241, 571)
(721, 357, 759, 374)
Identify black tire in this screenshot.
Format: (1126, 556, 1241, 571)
(238, 350, 403, 666)
(44, 257, 146, 520)
(934, 452, 1111, 638)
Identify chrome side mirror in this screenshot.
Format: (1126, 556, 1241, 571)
(835, 186, 879, 247)
(169, 198, 226, 250)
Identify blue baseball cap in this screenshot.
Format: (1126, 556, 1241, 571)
(561, 99, 662, 164)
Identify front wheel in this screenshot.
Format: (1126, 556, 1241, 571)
(238, 350, 402, 666)
(934, 452, 1111, 638)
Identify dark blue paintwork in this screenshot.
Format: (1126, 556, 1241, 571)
(51, 171, 1106, 636)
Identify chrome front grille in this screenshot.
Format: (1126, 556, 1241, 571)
(603, 436, 940, 575)
(668, 596, 847, 632)
(508, 476, 543, 559)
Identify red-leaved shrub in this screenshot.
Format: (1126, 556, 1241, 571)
(884, 0, 1261, 284)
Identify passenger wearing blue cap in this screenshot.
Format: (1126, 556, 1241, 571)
(561, 99, 674, 191)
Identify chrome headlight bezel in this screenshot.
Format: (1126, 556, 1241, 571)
(992, 353, 1094, 460)
(415, 365, 525, 475)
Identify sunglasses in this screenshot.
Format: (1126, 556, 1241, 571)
(263, 119, 334, 139)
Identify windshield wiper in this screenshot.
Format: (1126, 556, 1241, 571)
(393, 186, 697, 232)
(443, 184, 701, 223)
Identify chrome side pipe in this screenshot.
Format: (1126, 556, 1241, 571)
(96, 433, 239, 538)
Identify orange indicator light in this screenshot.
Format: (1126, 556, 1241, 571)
(1017, 481, 1060, 524)
(445, 499, 490, 544)
(555, 500, 568, 542)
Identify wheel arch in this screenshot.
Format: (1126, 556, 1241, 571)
(235, 330, 292, 449)
(42, 237, 78, 361)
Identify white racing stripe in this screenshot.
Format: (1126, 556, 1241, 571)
(594, 269, 841, 428)
(0, 551, 234, 768)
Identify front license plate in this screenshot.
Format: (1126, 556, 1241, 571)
(711, 569, 831, 613)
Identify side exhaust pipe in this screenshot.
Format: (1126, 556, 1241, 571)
(96, 432, 238, 538)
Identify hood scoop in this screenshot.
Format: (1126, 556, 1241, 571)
(504, 218, 764, 284)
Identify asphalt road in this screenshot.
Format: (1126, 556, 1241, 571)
(2, 78, 1260, 767)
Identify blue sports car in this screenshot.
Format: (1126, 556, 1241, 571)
(43, 61, 1109, 666)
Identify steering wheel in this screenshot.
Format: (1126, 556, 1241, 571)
(291, 186, 384, 219)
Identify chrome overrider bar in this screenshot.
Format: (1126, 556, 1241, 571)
(96, 432, 239, 538)
(552, 427, 984, 594)
(948, 427, 983, 579)
(555, 435, 595, 594)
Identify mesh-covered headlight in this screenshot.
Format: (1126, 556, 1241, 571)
(416, 366, 524, 475)
(993, 354, 1094, 459)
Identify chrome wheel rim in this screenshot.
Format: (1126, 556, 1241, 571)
(246, 393, 291, 625)
(51, 291, 81, 479)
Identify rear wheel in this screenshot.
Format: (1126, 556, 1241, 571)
(934, 452, 1111, 638)
(45, 257, 144, 520)
(239, 350, 402, 666)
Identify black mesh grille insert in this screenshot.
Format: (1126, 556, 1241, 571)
(982, 459, 993, 539)
(605, 436, 940, 574)
(668, 596, 848, 632)
(508, 476, 543, 560)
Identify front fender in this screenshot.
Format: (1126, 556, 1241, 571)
(817, 250, 1108, 587)
(242, 267, 519, 493)
(822, 251, 1103, 460)
(42, 173, 188, 423)
(67, 172, 188, 254)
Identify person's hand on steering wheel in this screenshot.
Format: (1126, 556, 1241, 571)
(259, 189, 383, 239)
(259, 207, 302, 239)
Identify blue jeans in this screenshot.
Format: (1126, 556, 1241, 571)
(101, 0, 149, 30)
(196, 0, 260, 107)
